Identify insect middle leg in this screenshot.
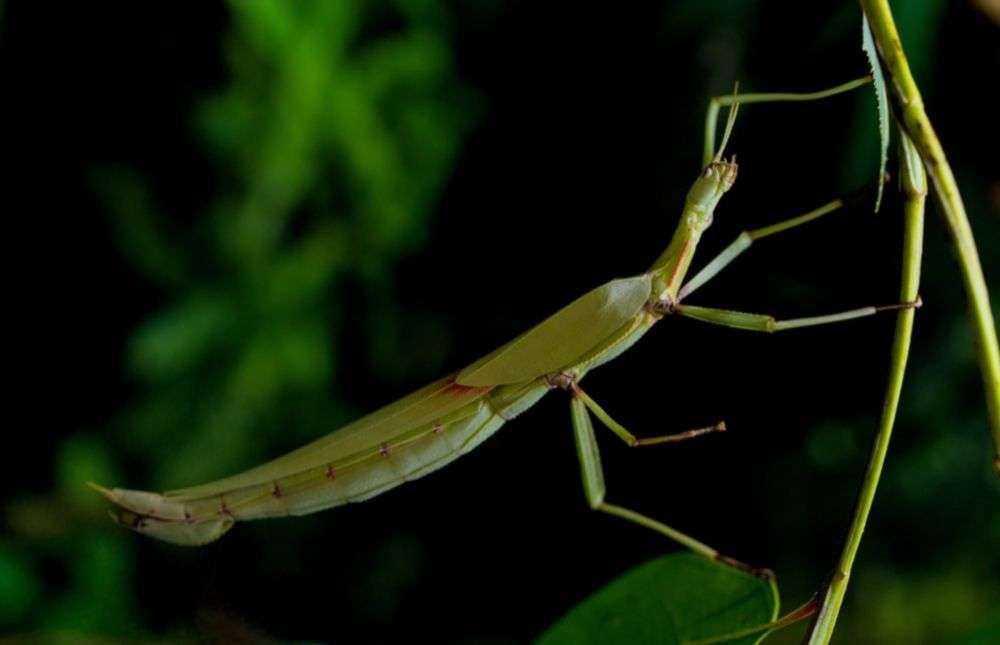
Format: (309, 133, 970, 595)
(674, 299, 921, 334)
(570, 381, 724, 446)
(569, 395, 769, 577)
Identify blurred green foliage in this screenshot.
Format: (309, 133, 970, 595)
(97, 0, 477, 491)
(7, 0, 476, 640)
(5, 0, 999, 643)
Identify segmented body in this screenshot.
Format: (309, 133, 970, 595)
(97, 150, 735, 545)
(97, 275, 662, 544)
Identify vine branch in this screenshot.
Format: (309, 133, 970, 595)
(805, 1, 1000, 639)
(861, 0, 1000, 475)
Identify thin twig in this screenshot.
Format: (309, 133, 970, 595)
(804, 128, 926, 645)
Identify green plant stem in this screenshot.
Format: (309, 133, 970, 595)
(804, 130, 926, 645)
(861, 0, 1000, 475)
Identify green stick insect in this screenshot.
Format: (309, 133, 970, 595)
(93, 75, 918, 575)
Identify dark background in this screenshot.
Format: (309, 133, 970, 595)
(4, 1, 999, 643)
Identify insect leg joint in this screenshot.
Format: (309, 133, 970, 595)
(545, 372, 576, 393)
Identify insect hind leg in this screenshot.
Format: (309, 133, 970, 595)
(569, 396, 771, 579)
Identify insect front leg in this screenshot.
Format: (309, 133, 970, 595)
(569, 396, 770, 578)
(702, 76, 872, 164)
(677, 197, 845, 301)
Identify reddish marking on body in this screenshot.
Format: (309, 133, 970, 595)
(432, 422, 444, 435)
(379, 442, 391, 457)
(666, 239, 693, 290)
(271, 482, 283, 499)
(184, 510, 194, 524)
(325, 464, 336, 479)
(443, 375, 493, 397)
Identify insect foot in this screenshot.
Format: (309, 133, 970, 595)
(716, 553, 775, 581)
(875, 295, 923, 312)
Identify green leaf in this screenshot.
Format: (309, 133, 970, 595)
(862, 14, 890, 212)
(536, 553, 778, 645)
